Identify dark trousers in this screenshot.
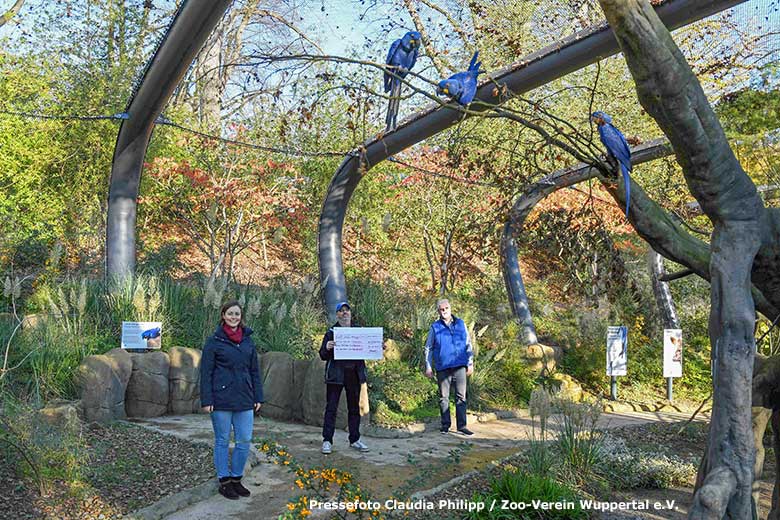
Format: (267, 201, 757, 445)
(437, 366, 468, 430)
(322, 368, 361, 443)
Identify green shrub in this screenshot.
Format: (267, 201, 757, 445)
(368, 360, 438, 425)
(554, 398, 604, 485)
(0, 398, 86, 494)
(467, 470, 587, 519)
(598, 434, 697, 489)
(469, 353, 534, 411)
(244, 277, 324, 358)
(346, 277, 406, 333)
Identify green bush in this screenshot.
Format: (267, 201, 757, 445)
(469, 352, 534, 411)
(467, 470, 587, 519)
(243, 277, 324, 358)
(368, 360, 438, 425)
(598, 433, 697, 489)
(0, 398, 86, 494)
(346, 277, 406, 333)
(554, 399, 604, 486)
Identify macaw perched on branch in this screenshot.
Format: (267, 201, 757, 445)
(591, 111, 632, 217)
(384, 31, 421, 131)
(436, 51, 482, 106)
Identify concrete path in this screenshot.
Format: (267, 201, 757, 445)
(128, 409, 703, 519)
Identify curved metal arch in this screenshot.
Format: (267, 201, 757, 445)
(500, 139, 673, 345)
(318, 0, 746, 321)
(105, 0, 232, 280)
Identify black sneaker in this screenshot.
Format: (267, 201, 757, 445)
(231, 478, 251, 497)
(440, 427, 450, 434)
(218, 482, 239, 500)
(457, 427, 474, 436)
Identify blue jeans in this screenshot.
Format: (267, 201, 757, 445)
(210, 409, 254, 479)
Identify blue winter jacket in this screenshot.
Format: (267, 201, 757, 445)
(200, 326, 264, 411)
(424, 316, 473, 371)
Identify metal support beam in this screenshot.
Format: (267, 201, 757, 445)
(318, 0, 746, 321)
(105, 0, 231, 281)
(501, 140, 673, 344)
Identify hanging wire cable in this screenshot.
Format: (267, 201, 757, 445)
(154, 118, 346, 158)
(0, 108, 347, 158)
(0, 109, 129, 121)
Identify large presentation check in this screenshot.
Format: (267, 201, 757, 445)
(333, 327, 384, 360)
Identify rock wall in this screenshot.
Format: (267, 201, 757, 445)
(76, 348, 370, 428)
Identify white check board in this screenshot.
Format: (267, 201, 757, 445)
(333, 327, 384, 360)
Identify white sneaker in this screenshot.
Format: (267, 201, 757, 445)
(321, 441, 332, 454)
(350, 440, 370, 452)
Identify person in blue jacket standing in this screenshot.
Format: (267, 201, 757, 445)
(200, 300, 263, 500)
(424, 299, 474, 436)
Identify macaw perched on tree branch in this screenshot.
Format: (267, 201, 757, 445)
(384, 31, 421, 131)
(592, 110, 632, 217)
(436, 51, 482, 106)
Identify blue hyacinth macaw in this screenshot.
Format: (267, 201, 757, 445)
(384, 31, 421, 131)
(592, 111, 632, 217)
(141, 327, 161, 339)
(436, 51, 482, 106)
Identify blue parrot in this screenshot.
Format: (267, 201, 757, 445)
(436, 51, 482, 106)
(384, 31, 421, 131)
(592, 111, 632, 217)
(141, 327, 161, 339)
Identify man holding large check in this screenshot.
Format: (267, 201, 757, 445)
(319, 301, 382, 455)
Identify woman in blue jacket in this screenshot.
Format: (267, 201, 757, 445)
(200, 300, 263, 500)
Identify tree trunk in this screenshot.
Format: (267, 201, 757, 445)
(597, 1, 768, 517)
(751, 408, 772, 519)
(649, 248, 680, 329)
(770, 410, 780, 520)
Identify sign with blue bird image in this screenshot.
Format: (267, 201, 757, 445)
(122, 321, 163, 350)
(606, 325, 628, 376)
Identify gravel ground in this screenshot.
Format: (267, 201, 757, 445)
(0, 421, 213, 520)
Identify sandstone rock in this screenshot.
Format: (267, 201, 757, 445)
(520, 343, 562, 375)
(549, 373, 583, 402)
(260, 351, 294, 421)
(603, 401, 641, 413)
(20, 313, 44, 329)
(301, 358, 370, 429)
(168, 347, 201, 414)
(77, 348, 132, 422)
(382, 338, 402, 362)
(302, 358, 328, 427)
(37, 400, 81, 434)
(291, 359, 309, 421)
(126, 351, 170, 418)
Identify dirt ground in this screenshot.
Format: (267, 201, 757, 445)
(5, 410, 774, 519)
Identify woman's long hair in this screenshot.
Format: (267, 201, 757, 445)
(219, 300, 246, 328)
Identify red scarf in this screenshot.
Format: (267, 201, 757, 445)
(222, 324, 243, 344)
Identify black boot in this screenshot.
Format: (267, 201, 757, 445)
(218, 477, 239, 500)
(231, 476, 251, 497)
